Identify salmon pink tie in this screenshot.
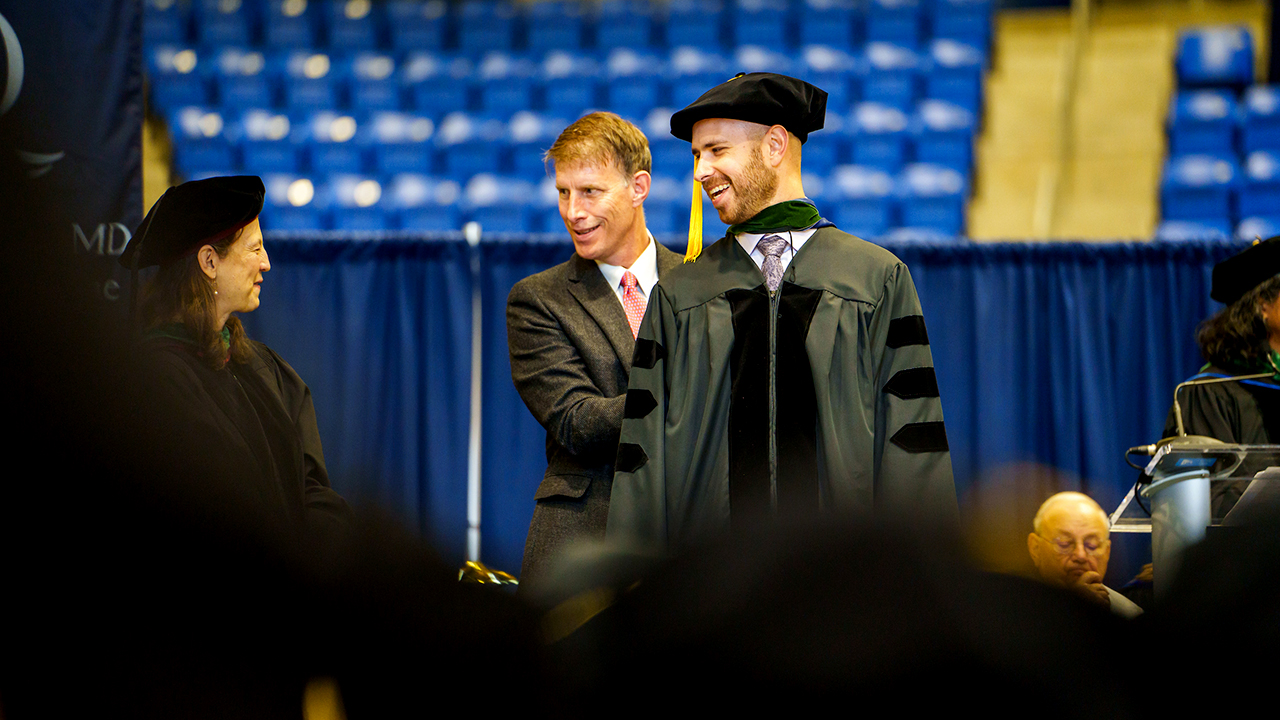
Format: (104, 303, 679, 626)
(621, 270, 645, 340)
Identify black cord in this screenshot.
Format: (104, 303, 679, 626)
(1133, 477, 1151, 517)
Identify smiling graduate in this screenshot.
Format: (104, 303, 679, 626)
(606, 73, 957, 551)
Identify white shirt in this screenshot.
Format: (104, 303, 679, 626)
(735, 226, 820, 276)
(596, 233, 658, 310)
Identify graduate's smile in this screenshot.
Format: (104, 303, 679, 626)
(691, 118, 780, 225)
(705, 180, 731, 207)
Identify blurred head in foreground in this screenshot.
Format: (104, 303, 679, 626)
(1028, 492, 1111, 588)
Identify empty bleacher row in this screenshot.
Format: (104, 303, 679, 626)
(146, 0, 992, 55)
(146, 0, 992, 238)
(1160, 25, 1280, 242)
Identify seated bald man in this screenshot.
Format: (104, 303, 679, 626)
(1028, 492, 1143, 618)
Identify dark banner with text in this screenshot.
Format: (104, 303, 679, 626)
(0, 0, 142, 304)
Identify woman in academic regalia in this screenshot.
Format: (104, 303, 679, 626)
(1162, 236, 1280, 518)
(120, 175, 349, 536)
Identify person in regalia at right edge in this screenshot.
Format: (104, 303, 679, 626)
(1161, 236, 1280, 519)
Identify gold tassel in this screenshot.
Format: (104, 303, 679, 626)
(685, 173, 703, 263)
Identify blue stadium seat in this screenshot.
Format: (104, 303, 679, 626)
(644, 108, 692, 178)
(828, 164, 897, 238)
(194, 0, 254, 47)
(669, 47, 731, 108)
(457, 0, 517, 54)
(932, 0, 993, 47)
(1154, 219, 1232, 241)
(643, 174, 686, 237)
(209, 47, 274, 108)
(387, 173, 462, 231)
(912, 99, 976, 172)
(234, 108, 303, 175)
(731, 0, 793, 48)
(542, 51, 602, 118)
(263, 0, 319, 49)
(326, 0, 381, 50)
(596, 0, 657, 49)
(799, 45, 860, 112)
(148, 45, 211, 110)
(359, 111, 436, 175)
(169, 106, 238, 176)
(386, 0, 448, 51)
(896, 163, 967, 235)
(1177, 26, 1254, 89)
(925, 39, 986, 113)
(530, 176, 561, 234)
(1236, 214, 1280, 240)
(850, 102, 911, 172)
(798, 0, 859, 49)
(327, 173, 389, 231)
(476, 52, 538, 116)
(666, 0, 727, 50)
(303, 111, 365, 175)
(880, 226, 961, 242)
(866, 0, 921, 49)
(1168, 89, 1238, 155)
(734, 45, 796, 76)
(605, 49, 669, 115)
(1239, 149, 1280, 218)
(508, 111, 570, 178)
(526, 1, 586, 52)
(403, 52, 474, 116)
(280, 50, 347, 111)
(435, 112, 509, 179)
(349, 52, 401, 111)
(261, 173, 327, 230)
(1160, 153, 1240, 223)
(862, 42, 921, 111)
(1243, 85, 1280, 152)
(144, 0, 191, 45)
(464, 174, 537, 234)
(802, 120, 848, 176)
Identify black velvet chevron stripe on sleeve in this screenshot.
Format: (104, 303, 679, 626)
(624, 388, 658, 419)
(882, 367, 940, 399)
(886, 315, 929, 348)
(890, 422, 950, 453)
(615, 443, 649, 473)
(632, 338, 666, 369)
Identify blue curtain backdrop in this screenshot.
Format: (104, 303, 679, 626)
(240, 236, 474, 559)
(242, 234, 1245, 578)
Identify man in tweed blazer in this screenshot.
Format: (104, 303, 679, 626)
(507, 113, 682, 589)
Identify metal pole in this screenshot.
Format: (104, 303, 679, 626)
(464, 221, 483, 562)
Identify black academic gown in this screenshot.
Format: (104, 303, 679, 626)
(143, 333, 351, 535)
(1161, 365, 1280, 519)
(607, 226, 957, 550)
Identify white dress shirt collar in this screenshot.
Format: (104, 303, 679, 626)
(596, 232, 658, 301)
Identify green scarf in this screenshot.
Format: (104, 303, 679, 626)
(146, 323, 231, 353)
(1203, 348, 1280, 379)
(728, 199, 821, 235)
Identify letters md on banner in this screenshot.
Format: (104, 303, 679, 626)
(0, 1, 142, 303)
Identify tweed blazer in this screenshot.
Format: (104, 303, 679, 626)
(507, 242, 682, 586)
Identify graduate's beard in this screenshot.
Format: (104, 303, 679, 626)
(720, 145, 779, 226)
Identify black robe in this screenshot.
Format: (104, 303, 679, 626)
(1161, 365, 1280, 519)
(607, 226, 957, 550)
(143, 333, 351, 535)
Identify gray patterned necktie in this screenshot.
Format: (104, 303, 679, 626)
(756, 234, 788, 292)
